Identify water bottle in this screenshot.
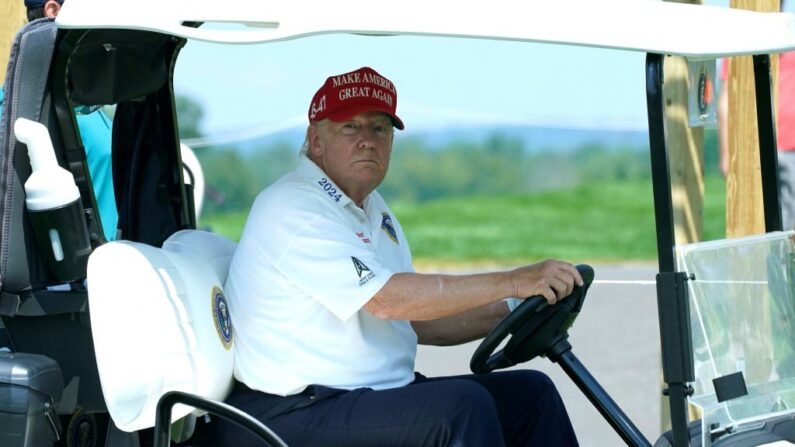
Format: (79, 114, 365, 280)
(15, 118, 91, 283)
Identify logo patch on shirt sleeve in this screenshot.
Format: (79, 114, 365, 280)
(381, 213, 399, 244)
(351, 256, 375, 286)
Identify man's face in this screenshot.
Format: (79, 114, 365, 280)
(309, 112, 394, 204)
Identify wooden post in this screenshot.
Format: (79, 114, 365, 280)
(660, 0, 704, 433)
(666, 55, 705, 245)
(726, 0, 779, 237)
(0, 2, 26, 82)
(722, 0, 779, 411)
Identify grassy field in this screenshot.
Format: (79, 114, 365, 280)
(201, 176, 728, 265)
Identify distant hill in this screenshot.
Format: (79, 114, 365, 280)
(405, 125, 649, 153)
(220, 124, 650, 154)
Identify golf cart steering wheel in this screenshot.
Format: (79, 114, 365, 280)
(470, 264, 595, 374)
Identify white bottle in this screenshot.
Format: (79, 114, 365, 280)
(15, 118, 90, 282)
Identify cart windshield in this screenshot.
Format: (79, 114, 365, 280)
(678, 231, 795, 434)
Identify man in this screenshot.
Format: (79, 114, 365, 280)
(0, 0, 118, 241)
(222, 66, 581, 446)
(24, 0, 62, 20)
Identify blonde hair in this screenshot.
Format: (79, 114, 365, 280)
(299, 136, 311, 157)
(300, 121, 326, 158)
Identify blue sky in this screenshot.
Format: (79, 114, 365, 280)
(173, 1, 735, 143)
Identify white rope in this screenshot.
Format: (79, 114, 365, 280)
(592, 280, 657, 285)
(693, 280, 768, 285)
(592, 279, 769, 286)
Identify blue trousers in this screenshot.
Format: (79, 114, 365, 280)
(216, 370, 578, 446)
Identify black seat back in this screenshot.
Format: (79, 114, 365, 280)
(0, 19, 193, 414)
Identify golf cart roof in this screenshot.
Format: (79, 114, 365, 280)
(0, 0, 790, 445)
(56, 0, 795, 58)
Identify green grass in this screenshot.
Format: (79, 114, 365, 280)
(201, 176, 728, 265)
(198, 211, 250, 242)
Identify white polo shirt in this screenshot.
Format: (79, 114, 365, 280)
(226, 156, 418, 396)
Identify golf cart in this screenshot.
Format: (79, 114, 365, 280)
(1, 1, 794, 446)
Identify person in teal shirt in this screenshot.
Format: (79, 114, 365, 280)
(1, 0, 118, 240)
(0, 89, 118, 241)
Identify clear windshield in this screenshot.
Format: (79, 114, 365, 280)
(677, 231, 795, 434)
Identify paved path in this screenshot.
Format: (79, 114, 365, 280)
(415, 263, 663, 446)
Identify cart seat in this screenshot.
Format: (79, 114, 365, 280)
(86, 229, 237, 432)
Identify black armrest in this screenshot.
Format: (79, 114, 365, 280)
(154, 391, 288, 447)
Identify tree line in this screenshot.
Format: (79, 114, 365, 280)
(177, 96, 720, 217)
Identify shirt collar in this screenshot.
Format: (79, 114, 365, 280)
(297, 155, 358, 209)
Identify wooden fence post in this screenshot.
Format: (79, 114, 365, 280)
(0, 2, 26, 82)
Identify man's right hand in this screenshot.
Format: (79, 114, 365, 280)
(508, 260, 583, 305)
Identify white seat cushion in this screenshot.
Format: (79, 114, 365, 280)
(87, 230, 237, 432)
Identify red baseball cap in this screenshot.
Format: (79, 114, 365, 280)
(308, 67, 405, 130)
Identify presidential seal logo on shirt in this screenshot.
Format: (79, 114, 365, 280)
(211, 286, 233, 350)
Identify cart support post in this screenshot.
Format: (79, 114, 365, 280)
(753, 54, 784, 233)
(656, 272, 695, 447)
(646, 53, 694, 447)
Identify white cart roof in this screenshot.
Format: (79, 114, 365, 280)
(56, 0, 795, 58)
